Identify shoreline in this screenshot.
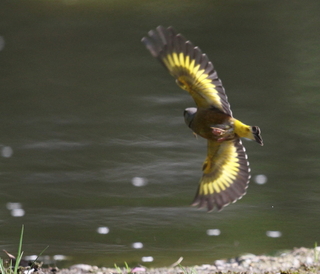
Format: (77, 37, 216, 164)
(37, 247, 320, 274)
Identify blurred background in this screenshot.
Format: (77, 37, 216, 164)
(0, 0, 319, 268)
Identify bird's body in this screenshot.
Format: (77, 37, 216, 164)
(142, 26, 263, 211)
(188, 107, 230, 140)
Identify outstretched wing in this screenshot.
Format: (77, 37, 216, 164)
(192, 139, 250, 211)
(142, 26, 232, 116)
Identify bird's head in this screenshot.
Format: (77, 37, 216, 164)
(251, 126, 263, 146)
(183, 107, 197, 128)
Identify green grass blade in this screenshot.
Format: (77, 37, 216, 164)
(114, 263, 122, 274)
(13, 225, 24, 274)
(29, 245, 49, 269)
(0, 258, 6, 274)
(315, 242, 319, 263)
(124, 262, 131, 272)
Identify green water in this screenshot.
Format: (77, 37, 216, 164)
(0, 0, 319, 268)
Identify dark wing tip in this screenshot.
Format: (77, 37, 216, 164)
(141, 26, 175, 58)
(141, 36, 156, 57)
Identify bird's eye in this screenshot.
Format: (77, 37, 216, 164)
(252, 126, 259, 133)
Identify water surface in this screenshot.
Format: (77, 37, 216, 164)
(0, 0, 320, 268)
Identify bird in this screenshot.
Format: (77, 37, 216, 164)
(142, 26, 263, 212)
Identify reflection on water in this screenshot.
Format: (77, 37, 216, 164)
(254, 174, 267, 185)
(97, 227, 110, 235)
(141, 256, 154, 263)
(1, 0, 320, 268)
(266, 231, 282, 239)
(132, 242, 143, 249)
(131, 177, 148, 187)
(206, 229, 221, 236)
(6, 203, 25, 217)
(1, 146, 13, 158)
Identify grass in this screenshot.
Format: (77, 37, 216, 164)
(314, 242, 319, 264)
(114, 262, 131, 274)
(0, 225, 48, 274)
(178, 264, 198, 274)
(0, 225, 24, 274)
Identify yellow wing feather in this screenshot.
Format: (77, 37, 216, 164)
(164, 52, 224, 110)
(192, 139, 250, 211)
(142, 26, 232, 115)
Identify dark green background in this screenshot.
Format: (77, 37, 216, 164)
(0, 0, 319, 268)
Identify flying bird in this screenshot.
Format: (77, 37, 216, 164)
(142, 26, 263, 212)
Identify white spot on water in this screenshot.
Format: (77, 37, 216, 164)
(255, 174, 267, 185)
(131, 177, 148, 187)
(24, 255, 38, 261)
(97, 226, 109, 234)
(266, 230, 282, 238)
(6, 202, 22, 210)
(6, 202, 25, 217)
(132, 242, 143, 249)
(206, 229, 221, 236)
(141, 256, 153, 262)
(53, 254, 67, 261)
(11, 208, 25, 217)
(2, 146, 13, 158)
